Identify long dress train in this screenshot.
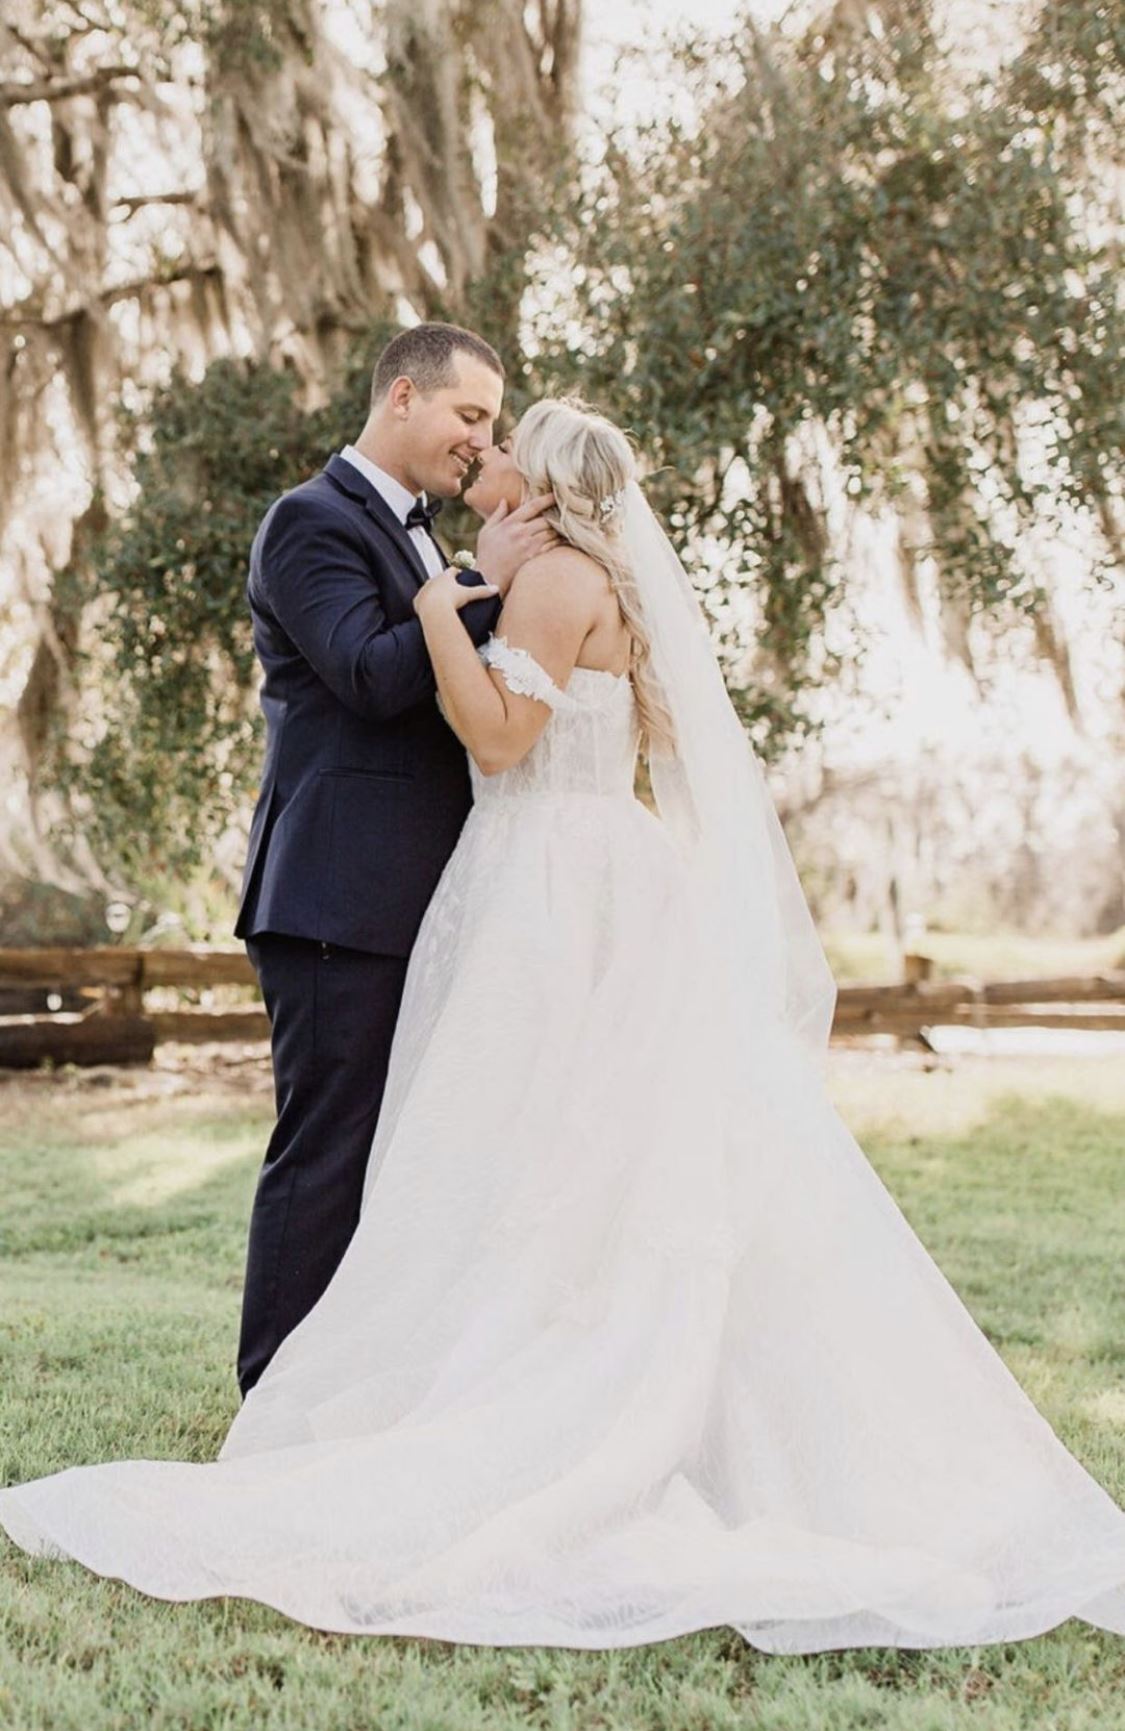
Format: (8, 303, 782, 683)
(2, 639, 1124, 1653)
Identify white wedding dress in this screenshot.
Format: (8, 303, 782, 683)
(2, 631, 1125, 1654)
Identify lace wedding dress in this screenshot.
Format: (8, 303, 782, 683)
(2, 632, 1124, 1653)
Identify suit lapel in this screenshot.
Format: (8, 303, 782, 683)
(323, 454, 429, 588)
(428, 526, 450, 569)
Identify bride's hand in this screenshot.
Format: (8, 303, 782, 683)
(413, 567, 500, 618)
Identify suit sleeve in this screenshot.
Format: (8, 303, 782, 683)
(257, 496, 501, 722)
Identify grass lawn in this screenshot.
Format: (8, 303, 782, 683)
(1, 1049, 1124, 1730)
(822, 925, 1125, 985)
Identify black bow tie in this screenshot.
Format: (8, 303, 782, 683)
(405, 495, 442, 531)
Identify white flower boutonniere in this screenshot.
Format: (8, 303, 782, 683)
(451, 550, 475, 571)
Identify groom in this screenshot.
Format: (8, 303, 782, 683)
(233, 322, 553, 1398)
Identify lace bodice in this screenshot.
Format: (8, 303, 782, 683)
(473, 635, 639, 802)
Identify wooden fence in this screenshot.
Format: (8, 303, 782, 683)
(0, 946, 261, 1067)
(0, 947, 1123, 1068)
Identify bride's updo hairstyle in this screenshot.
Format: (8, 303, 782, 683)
(513, 397, 675, 755)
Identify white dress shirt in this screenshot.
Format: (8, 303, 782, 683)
(339, 444, 444, 579)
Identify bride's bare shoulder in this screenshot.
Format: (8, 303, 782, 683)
(511, 546, 610, 608)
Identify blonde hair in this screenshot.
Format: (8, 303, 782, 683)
(513, 398, 676, 756)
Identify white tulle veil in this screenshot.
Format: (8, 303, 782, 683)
(619, 479, 837, 1063)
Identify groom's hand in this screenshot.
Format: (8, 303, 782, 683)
(474, 495, 557, 595)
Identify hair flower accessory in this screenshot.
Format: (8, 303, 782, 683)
(565, 488, 626, 525)
(451, 549, 476, 570)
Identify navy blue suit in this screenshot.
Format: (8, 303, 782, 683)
(233, 453, 500, 1396)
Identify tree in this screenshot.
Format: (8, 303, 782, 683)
(13, 0, 1125, 921)
(0, 0, 582, 894)
(527, 0, 1123, 750)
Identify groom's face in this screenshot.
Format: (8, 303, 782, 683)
(394, 355, 504, 499)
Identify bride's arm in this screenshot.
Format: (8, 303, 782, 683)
(414, 550, 601, 776)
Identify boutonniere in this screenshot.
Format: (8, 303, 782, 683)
(451, 550, 475, 571)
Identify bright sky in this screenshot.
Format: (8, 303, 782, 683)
(588, 0, 774, 59)
(585, 0, 760, 124)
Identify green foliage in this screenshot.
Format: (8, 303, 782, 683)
(526, 5, 1124, 749)
(51, 347, 378, 880)
(55, 4, 1124, 893)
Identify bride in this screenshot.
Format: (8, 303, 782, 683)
(2, 398, 1124, 1654)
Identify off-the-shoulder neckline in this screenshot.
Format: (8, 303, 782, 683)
(488, 635, 630, 688)
(568, 663, 630, 684)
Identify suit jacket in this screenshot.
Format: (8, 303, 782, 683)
(234, 453, 501, 956)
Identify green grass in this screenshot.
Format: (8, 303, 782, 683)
(1, 1055, 1124, 1730)
(822, 926, 1125, 985)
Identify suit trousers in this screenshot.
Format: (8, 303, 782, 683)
(238, 933, 409, 1399)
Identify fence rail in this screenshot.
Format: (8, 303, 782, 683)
(0, 947, 1123, 1068)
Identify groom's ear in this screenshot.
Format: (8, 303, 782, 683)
(386, 375, 416, 419)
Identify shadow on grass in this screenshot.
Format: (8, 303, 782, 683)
(0, 1095, 267, 1262)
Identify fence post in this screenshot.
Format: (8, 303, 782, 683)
(102, 955, 145, 1017)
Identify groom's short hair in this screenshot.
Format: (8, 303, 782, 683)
(371, 323, 504, 406)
